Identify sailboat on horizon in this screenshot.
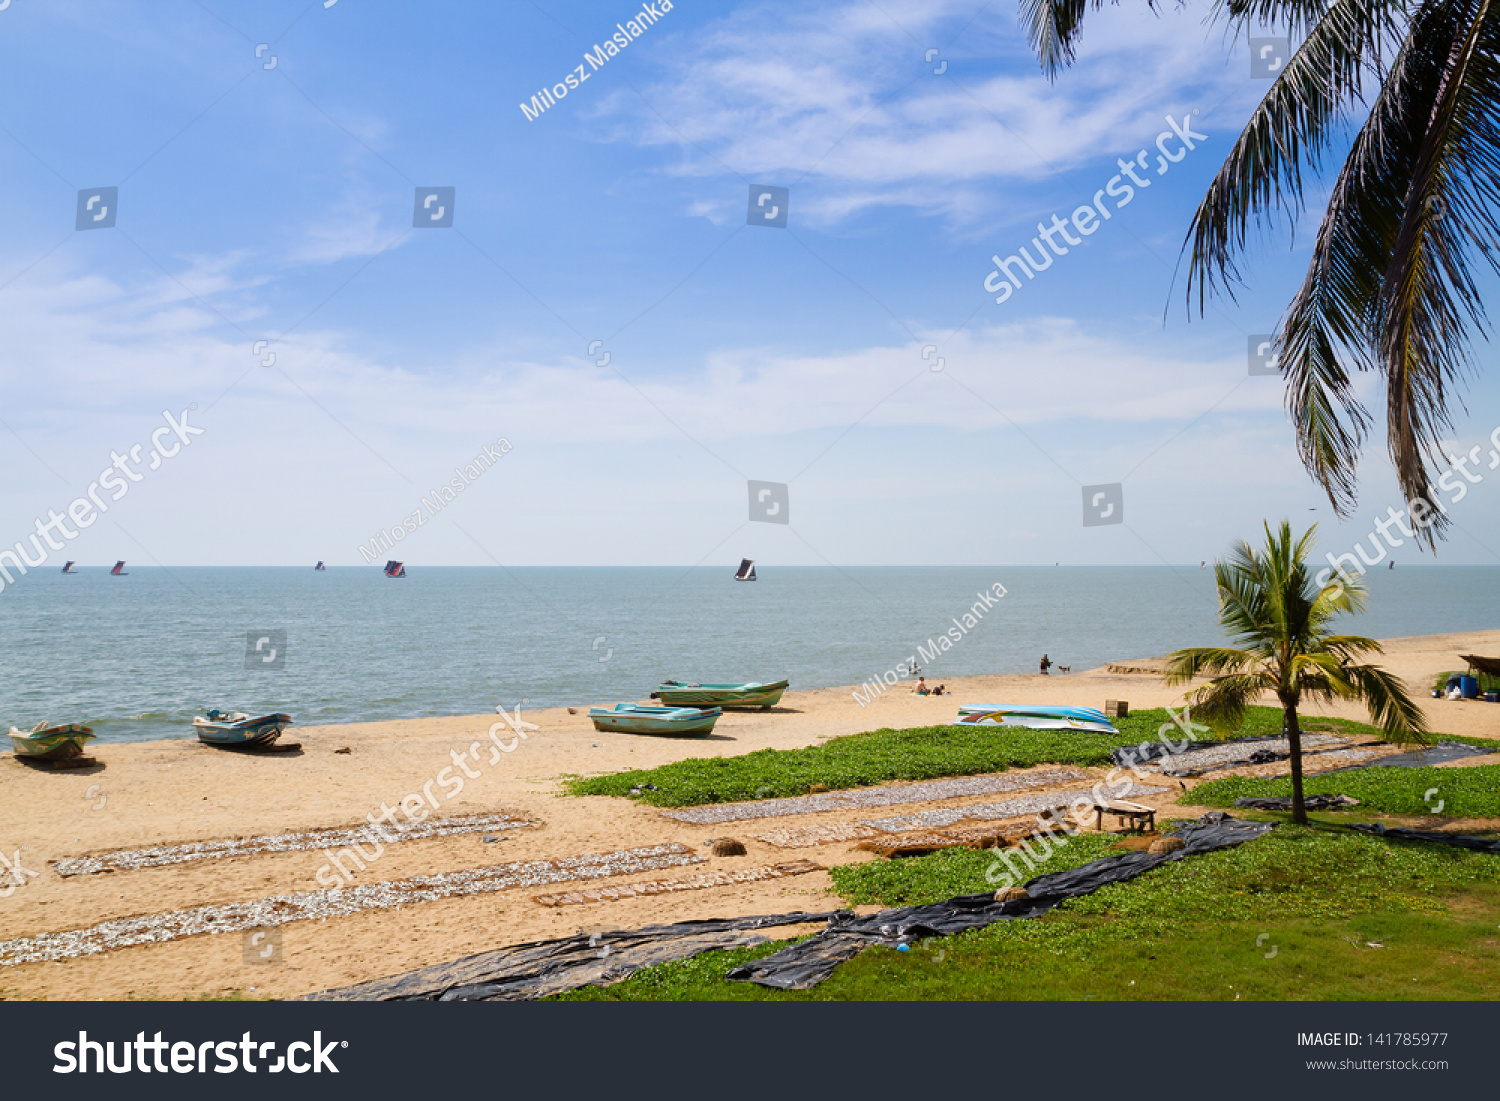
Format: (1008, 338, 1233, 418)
(110, 561, 127, 576)
(733, 558, 757, 581)
(61, 561, 76, 574)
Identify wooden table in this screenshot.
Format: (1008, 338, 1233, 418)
(1092, 800, 1156, 834)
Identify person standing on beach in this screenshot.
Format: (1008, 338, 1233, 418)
(1039, 654, 1052, 675)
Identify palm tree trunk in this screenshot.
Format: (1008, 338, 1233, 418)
(1283, 701, 1307, 825)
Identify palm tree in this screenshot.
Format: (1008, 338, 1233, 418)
(1023, 0, 1498, 545)
(1163, 520, 1428, 823)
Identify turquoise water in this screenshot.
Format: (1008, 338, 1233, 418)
(0, 566, 1494, 743)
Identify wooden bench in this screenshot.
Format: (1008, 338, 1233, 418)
(1092, 799, 1156, 834)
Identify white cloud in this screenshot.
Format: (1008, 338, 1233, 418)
(604, 0, 1247, 224)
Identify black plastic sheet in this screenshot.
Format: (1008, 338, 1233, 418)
(1349, 822, 1500, 854)
(1356, 740, 1493, 768)
(306, 911, 840, 1001)
(725, 813, 1274, 990)
(1234, 794, 1359, 811)
(1313, 739, 1494, 775)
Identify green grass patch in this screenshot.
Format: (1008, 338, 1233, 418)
(554, 824, 1500, 1000)
(1192, 763, 1500, 819)
(829, 831, 1122, 906)
(563, 706, 1385, 807)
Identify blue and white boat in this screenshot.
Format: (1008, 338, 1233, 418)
(954, 705, 1117, 734)
(588, 704, 722, 736)
(192, 710, 294, 748)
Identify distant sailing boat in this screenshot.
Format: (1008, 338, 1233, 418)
(110, 561, 127, 576)
(383, 560, 406, 578)
(61, 561, 76, 573)
(1388, 560, 1394, 569)
(734, 558, 757, 581)
(315, 561, 326, 571)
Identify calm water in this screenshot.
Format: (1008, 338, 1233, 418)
(0, 566, 1495, 743)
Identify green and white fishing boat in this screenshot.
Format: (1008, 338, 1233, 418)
(650, 679, 789, 710)
(8, 722, 96, 761)
(588, 704, 722, 736)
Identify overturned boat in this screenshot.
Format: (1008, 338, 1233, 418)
(588, 704, 722, 736)
(954, 705, 1118, 734)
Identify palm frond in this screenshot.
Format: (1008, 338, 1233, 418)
(1344, 661, 1432, 742)
(1374, 0, 1500, 543)
(1184, 0, 1408, 309)
(1183, 673, 1271, 730)
(1163, 646, 1263, 684)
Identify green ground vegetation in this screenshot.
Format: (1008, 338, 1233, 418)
(1192, 764, 1500, 819)
(563, 706, 1386, 807)
(556, 823, 1500, 1000)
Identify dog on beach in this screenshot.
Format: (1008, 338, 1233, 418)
(1058, 665, 1070, 674)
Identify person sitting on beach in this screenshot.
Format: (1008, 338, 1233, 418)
(932, 684, 946, 696)
(1039, 654, 1052, 675)
(912, 677, 928, 695)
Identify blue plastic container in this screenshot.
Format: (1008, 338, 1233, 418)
(1460, 675, 1480, 699)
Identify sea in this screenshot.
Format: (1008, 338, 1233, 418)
(0, 566, 1495, 744)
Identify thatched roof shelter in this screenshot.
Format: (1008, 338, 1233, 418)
(1460, 654, 1500, 678)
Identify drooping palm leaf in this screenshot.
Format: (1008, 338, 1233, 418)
(1027, 0, 1499, 539)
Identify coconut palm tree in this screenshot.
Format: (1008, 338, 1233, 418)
(1163, 520, 1428, 823)
(1023, 0, 1499, 545)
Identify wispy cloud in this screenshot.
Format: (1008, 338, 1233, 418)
(603, 0, 1248, 226)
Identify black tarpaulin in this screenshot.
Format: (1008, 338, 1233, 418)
(305, 911, 840, 1001)
(1349, 822, 1500, 854)
(1356, 740, 1493, 768)
(724, 813, 1274, 991)
(1234, 794, 1359, 810)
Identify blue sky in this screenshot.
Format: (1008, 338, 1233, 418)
(1, 0, 1497, 570)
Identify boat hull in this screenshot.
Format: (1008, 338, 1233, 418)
(651, 680, 788, 710)
(589, 705, 721, 736)
(8, 725, 96, 760)
(954, 705, 1117, 734)
(193, 714, 293, 748)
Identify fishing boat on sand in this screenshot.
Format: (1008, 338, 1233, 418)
(192, 710, 294, 748)
(588, 704, 722, 736)
(8, 722, 96, 760)
(651, 680, 789, 710)
(954, 705, 1118, 734)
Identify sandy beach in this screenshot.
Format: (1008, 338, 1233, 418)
(1, 628, 1496, 1001)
